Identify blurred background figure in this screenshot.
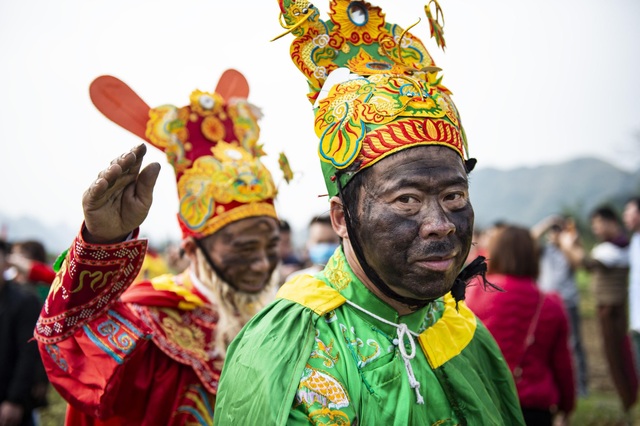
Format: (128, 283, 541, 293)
(286, 214, 339, 280)
(624, 197, 640, 378)
(163, 242, 191, 275)
(7, 240, 55, 303)
(0, 239, 48, 426)
(579, 205, 638, 416)
(532, 215, 588, 397)
(466, 225, 576, 426)
(277, 219, 304, 285)
(132, 245, 172, 285)
(132, 241, 192, 285)
(475, 220, 508, 265)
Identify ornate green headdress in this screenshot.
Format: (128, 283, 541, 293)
(275, 0, 469, 197)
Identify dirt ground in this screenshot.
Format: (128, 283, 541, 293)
(570, 284, 640, 426)
(583, 313, 617, 394)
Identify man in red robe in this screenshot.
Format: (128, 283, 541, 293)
(33, 70, 284, 425)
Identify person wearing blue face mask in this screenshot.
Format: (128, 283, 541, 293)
(287, 215, 340, 280)
(309, 242, 339, 266)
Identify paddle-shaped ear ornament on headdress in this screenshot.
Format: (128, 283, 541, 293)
(89, 69, 251, 151)
(88, 70, 278, 240)
(89, 75, 152, 142)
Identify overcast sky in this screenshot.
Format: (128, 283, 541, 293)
(1, 0, 639, 245)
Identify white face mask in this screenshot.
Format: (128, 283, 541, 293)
(3, 266, 17, 281)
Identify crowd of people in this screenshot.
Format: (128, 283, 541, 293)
(464, 200, 640, 424)
(1, 1, 639, 425)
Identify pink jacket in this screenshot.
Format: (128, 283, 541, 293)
(465, 274, 576, 414)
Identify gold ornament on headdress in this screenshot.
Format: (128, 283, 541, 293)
(274, 0, 467, 198)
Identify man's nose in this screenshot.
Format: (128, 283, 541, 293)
(418, 205, 456, 239)
(250, 252, 271, 273)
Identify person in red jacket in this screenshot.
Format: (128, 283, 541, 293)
(466, 225, 576, 426)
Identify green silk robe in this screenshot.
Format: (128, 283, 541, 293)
(214, 248, 524, 425)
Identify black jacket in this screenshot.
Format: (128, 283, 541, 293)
(0, 280, 45, 412)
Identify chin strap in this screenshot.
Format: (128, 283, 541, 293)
(192, 238, 238, 291)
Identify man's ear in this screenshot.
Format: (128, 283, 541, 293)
(329, 197, 349, 239)
(181, 237, 198, 258)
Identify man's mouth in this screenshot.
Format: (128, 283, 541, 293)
(239, 276, 269, 292)
(413, 255, 456, 272)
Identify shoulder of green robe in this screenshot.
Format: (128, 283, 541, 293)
(214, 275, 342, 425)
(276, 273, 347, 314)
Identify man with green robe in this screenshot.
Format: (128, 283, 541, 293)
(214, 1, 525, 424)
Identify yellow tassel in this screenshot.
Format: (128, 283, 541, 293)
(425, 0, 446, 51)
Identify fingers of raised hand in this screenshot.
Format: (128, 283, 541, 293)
(121, 143, 147, 176)
(87, 144, 148, 199)
(109, 144, 147, 180)
(135, 162, 162, 207)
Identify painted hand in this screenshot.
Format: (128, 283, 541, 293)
(82, 144, 161, 244)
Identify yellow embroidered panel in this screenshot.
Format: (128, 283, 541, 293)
(277, 275, 347, 316)
(418, 294, 477, 369)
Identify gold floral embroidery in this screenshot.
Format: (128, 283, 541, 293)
(160, 309, 208, 360)
(346, 48, 411, 76)
(146, 105, 191, 174)
(340, 323, 382, 368)
(189, 90, 224, 117)
(329, 0, 385, 46)
(299, 365, 350, 409)
(201, 116, 226, 142)
(49, 257, 68, 300)
(311, 330, 340, 368)
(325, 254, 351, 290)
(177, 143, 276, 231)
(308, 408, 351, 426)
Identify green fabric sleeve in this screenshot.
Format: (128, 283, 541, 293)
(436, 321, 525, 425)
(214, 299, 318, 425)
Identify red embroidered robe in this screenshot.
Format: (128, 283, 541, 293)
(33, 229, 222, 425)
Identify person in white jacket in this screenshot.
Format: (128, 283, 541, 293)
(623, 197, 640, 376)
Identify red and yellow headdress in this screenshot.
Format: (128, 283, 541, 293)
(275, 0, 468, 196)
(90, 70, 278, 238)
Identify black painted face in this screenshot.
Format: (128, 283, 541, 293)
(349, 146, 474, 301)
(203, 216, 280, 293)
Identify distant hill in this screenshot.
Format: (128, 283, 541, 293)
(2, 157, 639, 255)
(0, 213, 77, 257)
(469, 157, 640, 229)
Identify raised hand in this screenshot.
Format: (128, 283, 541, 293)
(82, 144, 161, 244)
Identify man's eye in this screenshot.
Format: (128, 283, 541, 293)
(443, 193, 463, 201)
(443, 192, 468, 208)
(237, 246, 257, 254)
(397, 195, 420, 204)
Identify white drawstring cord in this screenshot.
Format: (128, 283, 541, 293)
(345, 300, 425, 404)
